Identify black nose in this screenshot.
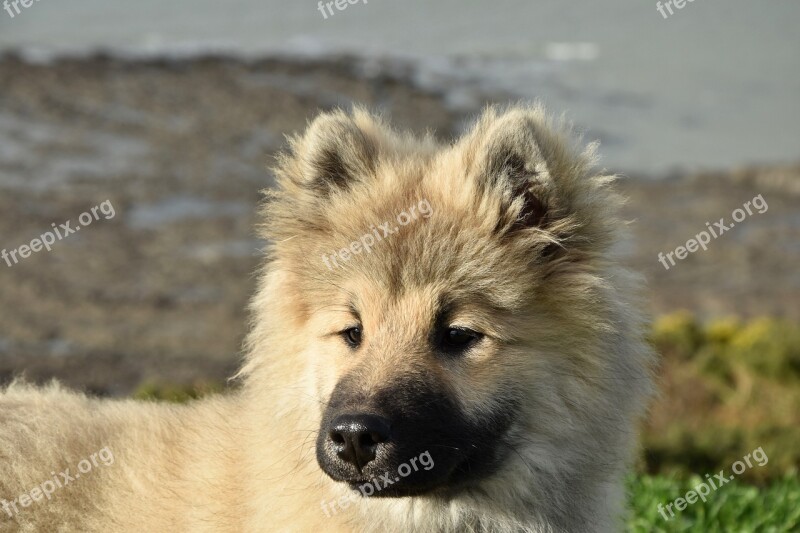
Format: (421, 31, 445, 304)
(328, 414, 391, 470)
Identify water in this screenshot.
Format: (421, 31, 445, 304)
(126, 197, 249, 230)
(1, 0, 798, 174)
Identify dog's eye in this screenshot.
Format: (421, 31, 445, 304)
(342, 326, 363, 348)
(441, 327, 482, 353)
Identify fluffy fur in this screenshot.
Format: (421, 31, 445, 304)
(0, 106, 655, 532)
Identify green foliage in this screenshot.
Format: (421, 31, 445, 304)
(653, 312, 800, 382)
(132, 380, 223, 403)
(646, 313, 800, 482)
(651, 311, 704, 361)
(727, 318, 800, 381)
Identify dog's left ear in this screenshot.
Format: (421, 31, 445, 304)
(463, 107, 620, 261)
(467, 108, 564, 230)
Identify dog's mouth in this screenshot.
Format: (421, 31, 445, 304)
(316, 429, 518, 498)
(341, 460, 463, 498)
(320, 449, 461, 498)
(328, 440, 513, 499)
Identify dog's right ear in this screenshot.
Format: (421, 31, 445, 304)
(278, 108, 381, 197)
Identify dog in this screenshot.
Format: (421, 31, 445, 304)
(0, 105, 655, 532)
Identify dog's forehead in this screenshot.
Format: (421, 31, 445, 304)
(340, 267, 521, 326)
(350, 282, 438, 323)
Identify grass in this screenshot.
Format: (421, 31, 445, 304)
(628, 474, 800, 532)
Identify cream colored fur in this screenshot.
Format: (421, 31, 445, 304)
(0, 106, 655, 532)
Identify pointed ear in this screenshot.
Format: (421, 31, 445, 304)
(470, 108, 560, 230)
(462, 107, 622, 262)
(280, 108, 382, 195)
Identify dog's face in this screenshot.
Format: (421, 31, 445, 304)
(251, 107, 643, 499)
(311, 263, 524, 496)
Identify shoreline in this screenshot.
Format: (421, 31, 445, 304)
(0, 53, 797, 394)
(3, 50, 798, 178)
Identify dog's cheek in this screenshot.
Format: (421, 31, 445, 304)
(441, 346, 518, 417)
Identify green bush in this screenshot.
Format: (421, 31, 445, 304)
(654, 313, 800, 384)
(644, 313, 800, 484)
(132, 381, 223, 403)
(728, 318, 800, 381)
(651, 311, 703, 360)
(656, 313, 800, 380)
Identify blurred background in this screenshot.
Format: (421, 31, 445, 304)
(1, 1, 798, 530)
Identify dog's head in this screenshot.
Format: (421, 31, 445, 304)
(243, 107, 653, 500)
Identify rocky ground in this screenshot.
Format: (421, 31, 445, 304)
(0, 54, 797, 395)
